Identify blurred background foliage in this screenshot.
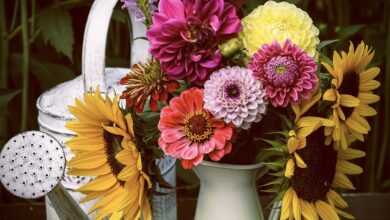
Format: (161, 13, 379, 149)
(0, 0, 389, 208)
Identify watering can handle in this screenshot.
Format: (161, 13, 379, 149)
(82, 0, 150, 92)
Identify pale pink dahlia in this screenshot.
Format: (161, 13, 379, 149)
(147, 0, 241, 84)
(158, 88, 233, 169)
(249, 40, 318, 108)
(204, 66, 267, 129)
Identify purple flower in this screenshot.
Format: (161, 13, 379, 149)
(249, 40, 318, 108)
(121, 0, 157, 21)
(147, 0, 241, 84)
(204, 66, 267, 129)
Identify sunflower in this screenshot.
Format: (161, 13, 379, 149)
(280, 127, 365, 220)
(285, 92, 335, 178)
(66, 89, 152, 220)
(322, 42, 380, 149)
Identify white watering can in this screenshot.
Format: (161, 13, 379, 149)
(22, 0, 177, 219)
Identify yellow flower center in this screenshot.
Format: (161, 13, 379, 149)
(184, 112, 213, 143)
(276, 65, 287, 75)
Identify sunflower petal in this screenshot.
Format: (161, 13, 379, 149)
(358, 93, 380, 104)
(327, 190, 348, 209)
(281, 188, 294, 220)
(360, 80, 380, 91)
(68, 163, 112, 176)
(338, 148, 366, 160)
(345, 118, 369, 134)
(285, 159, 295, 178)
(323, 89, 337, 102)
(337, 160, 363, 175)
(294, 153, 307, 168)
(292, 190, 302, 220)
(359, 67, 380, 83)
(78, 174, 118, 192)
(333, 172, 355, 190)
(315, 201, 340, 220)
(335, 208, 355, 219)
(69, 153, 107, 169)
(300, 200, 319, 220)
(340, 95, 360, 107)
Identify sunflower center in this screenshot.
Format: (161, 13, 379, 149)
(184, 112, 213, 143)
(225, 83, 241, 99)
(291, 128, 338, 202)
(103, 129, 125, 178)
(265, 56, 299, 86)
(339, 71, 360, 118)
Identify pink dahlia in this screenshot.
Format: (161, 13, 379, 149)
(249, 40, 318, 108)
(158, 88, 233, 169)
(147, 0, 241, 84)
(204, 66, 267, 129)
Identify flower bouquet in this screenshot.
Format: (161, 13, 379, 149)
(64, 0, 381, 219)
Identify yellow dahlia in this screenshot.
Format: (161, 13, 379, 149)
(66, 89, 152, 220)
(322, 42, 380, 149)
(281, 128, 365, 220)
(240, 1, 319, 57)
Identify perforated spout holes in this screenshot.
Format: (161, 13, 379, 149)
(0, 131, 66, 199)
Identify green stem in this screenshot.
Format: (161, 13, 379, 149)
(30, 0, 35, 36)
(0, 0, 9, 145)
(10, 0, 19, 31)
(20, 0, 29, 131)
(376, 1, 390, 184)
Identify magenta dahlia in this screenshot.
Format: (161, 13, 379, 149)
(147, 0, 241, 84)
(249, 40, 318, 108)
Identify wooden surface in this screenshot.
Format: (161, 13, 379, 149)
(0, 193, 390, 219)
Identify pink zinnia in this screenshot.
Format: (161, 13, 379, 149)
(249, 40, 318, 108)
(147, 0, 241, 84)
(158, 88, 233, 169)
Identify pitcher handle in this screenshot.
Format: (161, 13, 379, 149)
(81, 0, 150, 92)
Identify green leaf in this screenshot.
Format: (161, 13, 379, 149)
(37, 8, 74, 60)
(11, 54, 75, 90)
(317, 39, 339, 51)
(260, 138, 284, 148)
(336, 25, 365, 39)
(0, 89, 20, 108)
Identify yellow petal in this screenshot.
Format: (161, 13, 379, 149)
(102, 125, 129, 138)
(335, 208, 355, 219)
(338, 148, 366, 160)
(345, 118, 369, 134)
(281, 188, 294, 220)
(294, 153, 307, 168)
(359, 67, 380, 83)
(300, 201, 319, 220)
(109, 211, 123, 220)
(285, 159, 295, 178)
(327, 190, 348, 209)
(68, 163, 112, 176)
(292, 190, 302, 220)
(142, 198, 152, 220)
(118, 165, 139, 181)
(356, 103, 377, 117)
(90, 186, 124, 212)
(322, 62, 335, 77)
(125, 114, 135, 137)
(315, 201, 340, 220)
(288, 137, 299, 153)
(340, 95, 360, 107)
(337, 160, 363, 175)
(358, 93, 380, 104)
(69, 153, 107, 169)
(323, 89, 337, 102)
(116, 149, 137, 166)
(333, 172, 355, 190)
(360, 80, 380, 91)
(78, 174, 118, 192)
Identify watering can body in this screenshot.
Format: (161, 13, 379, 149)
(36, 0, 177, 219)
